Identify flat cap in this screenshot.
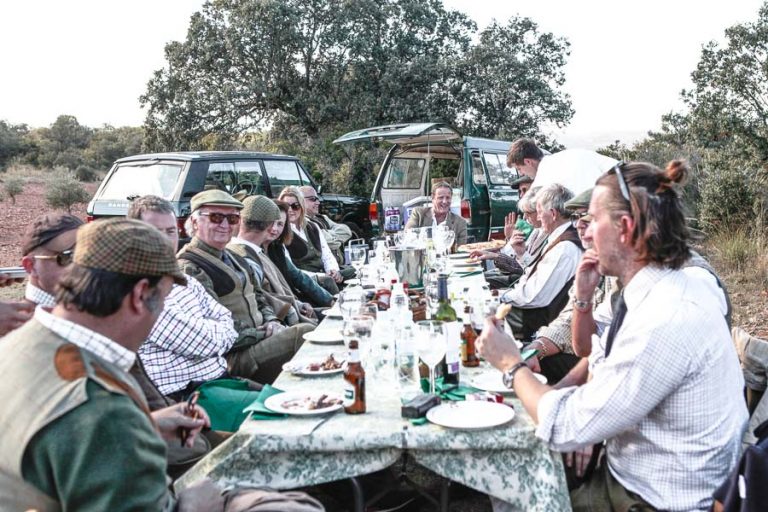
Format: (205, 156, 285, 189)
(190, 190, 243, 213)
(511, 175, 534, 188)
(242, 195, 281, 223)
(564, 187, 593, 211)
(74, 218, 187, 285)
(21, 213, 84, 256)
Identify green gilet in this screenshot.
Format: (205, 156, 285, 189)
(0, 319, 161, 512)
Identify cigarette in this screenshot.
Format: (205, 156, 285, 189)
(495, 303, 512, 320)
(180, 391, 201, 446)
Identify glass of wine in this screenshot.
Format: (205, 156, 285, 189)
(413, 320, 446, 395)
(349, 245, 367, 279)
(338, 286, 365, 320)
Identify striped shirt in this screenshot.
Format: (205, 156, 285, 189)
(139, 275, 237, 395)
(25, 283, 55, 308)
(536, 265, 747, 511)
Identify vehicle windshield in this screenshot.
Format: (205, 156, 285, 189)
(99, 163, 183, 200)
(385, 158, 425, 189)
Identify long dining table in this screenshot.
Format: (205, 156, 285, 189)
(175, 265, 571, 511)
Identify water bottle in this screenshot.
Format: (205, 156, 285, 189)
(395, 325, 420, 401)
(390, 282, 410, 323)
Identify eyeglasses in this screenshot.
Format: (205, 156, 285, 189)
(304, 196, 320, 203)
(288, 203, 302, 211)
(611, 161, 631, 203)
(34, 247, 75, 267)
(570, 211, 591, 228)
(199, 212, 241, 225)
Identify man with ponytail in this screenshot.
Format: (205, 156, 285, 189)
(479, 160, 747, 511)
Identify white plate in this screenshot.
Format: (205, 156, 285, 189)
(470, 371, 547, 394)
(324, 306, 343, 318)
(264, 391, 344, 416)
(282, 356, 346, 376)
(426, 401, 515, 430)
(303, 329, 344, 344)
(345, 278, 361, 286)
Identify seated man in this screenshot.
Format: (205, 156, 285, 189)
(499, 183, 583, 341)
(127, 196, 239, 401)
(299, 185, 353, 264)
(404, 181, 468, 246)
(20, 213, 83, 308)
(480, 160, 747, 511)
(177, 190, 313, 384)
(0, 218, 221, 511)
(229, 195, 317, 326)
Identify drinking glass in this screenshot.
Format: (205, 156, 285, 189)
(339, 286, 366, 320)
(349, 246, 367, 278)
(343, 314, 375, 368)
(413, 320, 446, 395)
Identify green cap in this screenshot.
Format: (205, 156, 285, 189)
(190, 189, 244, 213)
(564, 187, 593, 211)
(511, 175, 534, 188)
(241, 195, 281, 223)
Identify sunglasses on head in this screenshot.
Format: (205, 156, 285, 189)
(199, 212, 241, 225)
(288, 203, 302, 211)
(611, 161, 632, 203)
(34, 248, 75, 267)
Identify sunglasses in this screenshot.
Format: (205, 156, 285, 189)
(303, 196, 320, 203)
(199, 212, 241, 225)
(34, 247, 75, 267)
(288, 203, 302, 211)
(570, 211, 591, 228)
(611, 161, 631, 203)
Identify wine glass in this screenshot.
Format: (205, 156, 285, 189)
(338, 286, 365, 320)
(349, 246, 367, 278)
(413, 320, 446, 395)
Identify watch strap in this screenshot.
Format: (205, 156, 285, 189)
(502, 361, 529, 388)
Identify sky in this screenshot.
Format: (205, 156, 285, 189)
(1, 0, 765, 149)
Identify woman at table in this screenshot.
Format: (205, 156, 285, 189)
(277, 186, 346, 294)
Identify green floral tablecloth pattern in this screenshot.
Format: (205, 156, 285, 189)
(176, 317, 571, 511)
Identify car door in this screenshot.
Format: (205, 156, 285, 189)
(482, 151, 519, 239)
(263, 159, 310, 197)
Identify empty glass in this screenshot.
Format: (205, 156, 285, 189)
(343, 314, 375, 368)
(413, 320, 446, 395)
(349, 245, 367, 278)
(338, 286, 366, 320)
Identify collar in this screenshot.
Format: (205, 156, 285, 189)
(25, 282, 56, 308)
(545, 221, 571, 244)
(431, 208, 450, 226)
(189, 237, 225, 258)
(231, 236, 263, 254)
(34, 308, 136, 371)
(621, 264, 670, 312)
(291, 224, 307, 240)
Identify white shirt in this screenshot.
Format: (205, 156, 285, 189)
(25, 282, 55, 308)
(35, 307, 135, 371)
(230, 236, 264, 282)
(139, 275, 237, 395)
(536, 265, 748, 511)
(501, 222, 582, 308)
(291, 224, 340, 273)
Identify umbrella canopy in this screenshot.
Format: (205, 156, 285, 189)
(530, 148, 618, 197)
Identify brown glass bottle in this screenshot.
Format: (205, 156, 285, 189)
(461, 306, 480, 367)
(343, 339, 366, 414)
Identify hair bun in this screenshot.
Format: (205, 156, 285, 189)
(664, 159, 689, 186)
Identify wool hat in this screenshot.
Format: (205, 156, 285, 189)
(21, 213, 84, 256)
(241, 195, 281, 223)
(190, 189, 244, 213)
(564, 187, 593, 211)
(74, 218, 187, 285)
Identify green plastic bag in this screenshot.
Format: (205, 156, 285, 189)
(196, 379, 285, 432)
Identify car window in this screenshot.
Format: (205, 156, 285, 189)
(385, 158, 424, 189)
(99, 163, 183, 200)
(471, 152, 486, 186)
(264, 160, 303, 196)
(234, 161, 265, 195)
(484, 152, 517, 185)
(206, 162, 238, 193)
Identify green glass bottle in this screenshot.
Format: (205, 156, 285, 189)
(433, 274, 460, 386)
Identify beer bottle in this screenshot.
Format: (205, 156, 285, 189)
(433, 273, 460, 386)
(343, 339, 366, 414)
(461, 305, 480, 367)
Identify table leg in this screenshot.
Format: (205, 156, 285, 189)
(349, 476, 365, 512)
(439, 478, 450, 512)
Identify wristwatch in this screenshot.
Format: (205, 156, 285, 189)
(502, 361, 529, 388)
(572, 297, 593, 312)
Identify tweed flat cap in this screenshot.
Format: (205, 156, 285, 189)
(21, 213, 84, 256)
(511, 175, 534, 187)
(242, 195, 281, 223)
(565, 187, 593, 211)
(190, 190, 243, 213)
(74, 218, 187, 285)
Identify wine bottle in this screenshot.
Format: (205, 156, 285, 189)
(433, 273, 460, 386)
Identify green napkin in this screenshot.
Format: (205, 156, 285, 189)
(242, 384, 288, 421)
(196, 379, 274, 432)
(419, 377, 480, 401)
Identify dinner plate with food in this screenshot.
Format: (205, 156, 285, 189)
(283, 354, 346, 376)
(264, 391, 344, 416)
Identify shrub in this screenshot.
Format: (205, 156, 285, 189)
(46, 174, 91, 213)
(3, 177, 24, 205)
(74, 165, 98, 182)
(698, 165, 755, 229)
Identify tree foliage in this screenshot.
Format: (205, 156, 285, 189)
(45, 172, 91, 213)
(141, 0, 572, 152)
(0, 121, 29, 171)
